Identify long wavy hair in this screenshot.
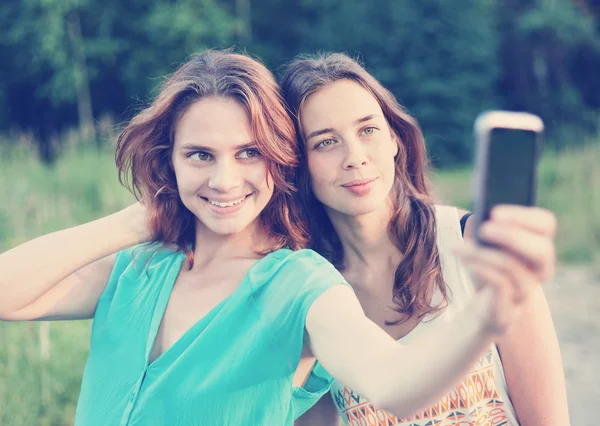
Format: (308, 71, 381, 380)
(281, 53, 448, 323)
(115, 49, 309, 267)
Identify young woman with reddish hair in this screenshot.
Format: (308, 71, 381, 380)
(282, 53, 569, 426)
(0, 50, 556, 426)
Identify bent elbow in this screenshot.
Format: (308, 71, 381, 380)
(0, 309, 24, 322)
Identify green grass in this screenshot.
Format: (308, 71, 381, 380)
(0, 140, 598, 425)
(0, 145, 134, 253)
(0, 144, 135, 426)
(0, 322, 91, 426)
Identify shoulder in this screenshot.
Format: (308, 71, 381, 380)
(433, 203, 466, 218)
(456, 207, 470, 217)
(268, 248, 338, 274)
(455, 207, 474, 238)
(111, 242, 182, 279)
(284, 249, 345, 286)
(434, 204, 474, 238)
(251, 248, 347, 295)
(100, 243, 182, 305)
(248, 249, 349, 341)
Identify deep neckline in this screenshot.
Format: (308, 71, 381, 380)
(145, 249, 284, 369)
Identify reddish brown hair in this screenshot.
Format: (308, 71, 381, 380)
(116, 49, 308, 266)
(281, 53, 448, 323)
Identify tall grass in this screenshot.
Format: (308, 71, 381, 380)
(0, 140, 598, 425)
(0, 144, 134, 426)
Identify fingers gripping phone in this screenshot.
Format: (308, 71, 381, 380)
(471, 111, 544, 244)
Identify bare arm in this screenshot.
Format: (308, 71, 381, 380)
(495, 286, 569, 425)
(0, 203, 150, 321)
(465, 207, 570, 426)
(305, 284, 498, 419)
(306, 205, 557, 419)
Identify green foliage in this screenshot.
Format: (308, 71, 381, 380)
(496, 0, 600, 145)
(0, 144, 134, 252)
(0, 0, 599, 166)
(0, 0, 239, 162)
(0, 321, 91, 426)
(298, 0, 499, 165)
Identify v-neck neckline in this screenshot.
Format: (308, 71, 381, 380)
(144, 249, 279, 370)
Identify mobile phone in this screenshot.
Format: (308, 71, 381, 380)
(471, 111, 544, 244)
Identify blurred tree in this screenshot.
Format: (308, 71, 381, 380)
(244, 0, 325, 69)
(292, 0, 500, 166)
(0, 0, 237, 162)
(0, 0, 599, 164)
(1, 0, 82, 162)
(497, 0, 600, 146)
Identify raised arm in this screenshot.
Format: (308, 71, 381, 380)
(305, 205, 558, 419)
(305, 283, 499, 419)
(0, 203, 150, 321)
(463, 206, 569, 425)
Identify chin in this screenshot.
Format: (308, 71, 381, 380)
(335, 195, 388, 217)
(203, 220, 252, 236)
(344, 204, 379, 217)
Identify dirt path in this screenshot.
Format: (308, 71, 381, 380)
(544, 265, 599, 425)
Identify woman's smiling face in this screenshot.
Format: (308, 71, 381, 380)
(171, 96, 274, 236)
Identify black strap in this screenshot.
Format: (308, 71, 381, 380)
(460, 212, 473, 237)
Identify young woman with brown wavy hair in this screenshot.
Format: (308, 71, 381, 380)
(282, 53, 568, 426)
(0, 49, 556, 426)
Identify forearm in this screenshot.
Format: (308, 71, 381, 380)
(367, 288, 496, 417)
(511, 378, 569, 426)
(497, 288, 570, 425)
(308, 286, 500, 420)
(0, 208, 144, 314)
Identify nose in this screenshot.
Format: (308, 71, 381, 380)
(207, 158, 242, 192)
(342, 139, 368, 170)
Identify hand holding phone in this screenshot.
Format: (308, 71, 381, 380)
(471, 111, 544, 244)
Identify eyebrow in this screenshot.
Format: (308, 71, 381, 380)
(305, 114, 381, 141)
(179, 142, 257, 152)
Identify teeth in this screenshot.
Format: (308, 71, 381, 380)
(208, 196, 247, 208)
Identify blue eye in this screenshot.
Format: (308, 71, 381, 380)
(238, 148, 260, 159)
(189, 151, 212, 161)
(316, 139, 337, 149)
(361, 126, 378, 136)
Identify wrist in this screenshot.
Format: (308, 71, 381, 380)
(111, 203, 153, 245)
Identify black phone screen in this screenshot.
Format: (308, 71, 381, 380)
(482, 128, 539, 218)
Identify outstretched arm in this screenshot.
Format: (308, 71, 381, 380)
(305, 205, 558, 419)
(306, 282, 497, 419)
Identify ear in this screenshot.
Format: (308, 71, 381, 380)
(391, 132, 400, 157)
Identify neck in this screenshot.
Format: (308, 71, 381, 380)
(191, 219, 268, 270)
(326, 199, 402, 275)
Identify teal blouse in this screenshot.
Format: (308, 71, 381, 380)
(74, 244, 346, 426)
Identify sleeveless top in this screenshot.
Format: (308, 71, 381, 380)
(74, 245, 348, 426)
(329, 205, 520, 426)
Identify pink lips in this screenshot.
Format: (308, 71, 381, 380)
(202, 194, 252, 215)
(341, 178, 377, 196)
